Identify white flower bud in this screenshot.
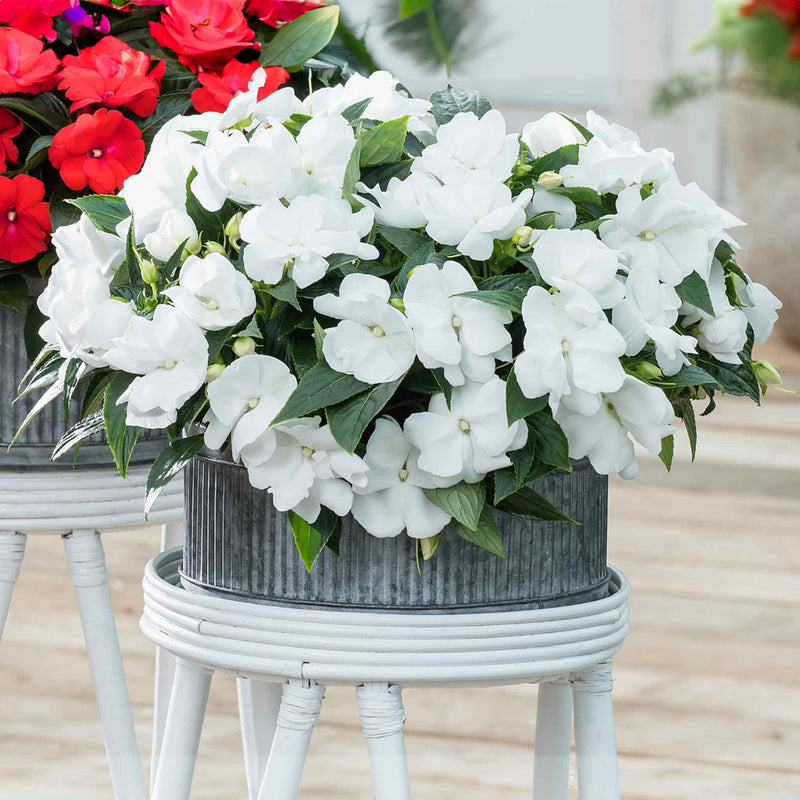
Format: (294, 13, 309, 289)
(753, 360, 782, 389)
(140, 259, 158, 285)
(233, 336, 256, 357)
(512, 225, 535, 250)
(633, 361, 662, 381)
(205, 363, 226, 383)
(204, 241, 227, 257)
(224, 212, 243, 242)
(537, 170, 564, 189)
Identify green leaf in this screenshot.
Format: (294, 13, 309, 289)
(675, 271, 715, 317)
(423, 482, 485, 531)
(144, 435, 205, 517)
(497, 486, 578, 524)
(659, 434, 674, 471)
(681, 400, 698, 461)
(510, 434, 537, 485)
(430, 87, 492, 125)
(103, 373, 140, 478)
(430, 367, 453, 408)
(327, 377, 404, 453)
(341, 98, 372, 123)
(51, 411, 105, 462)
(8, 135, 52, 176)
(0, 92, 70, 134)
(0, 274, 28, 313)
(313, 318, 326, 361)
(185, 168, 225, 240)
(450, 505, 505, 557)
(530, 144, 580, 179)
(67, 195, 130, 233)
(480, 272, 540, 293)
(81, 370, 115, 418)
(454, 289, 522, 315)
(527, 412, 571, 471)
(273, 362, 369, 424)
(360, 160, 413, 190)
(393, 240, 437, 293)
(492, 467, 518, 504)
(695, 354, 760, 404)
(657, 364, 717, 387)
(264, 279, 300, 311)
(342, 130, 362, 200)
(359, 116, 410, 167)
(289, 510, 336, 572)
(377, 225, 428, 257)
(258, 5, 340, 68)
(125, 217, 145, 291)
(548, 186, 603, 206)
(282, 112, 311, 137)
(558, 112, 593, 142)
(138, 92, 194, 149)
(399, 0, 430, 19)
(506, 368, 547, 426)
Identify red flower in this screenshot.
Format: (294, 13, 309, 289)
(49, 108, 144, 194)
(0, 28, 60, 94)
(58, 36, 165, 117)
(0, 0, 70, 42)
(0, 109, 23, 173)
(0, 175, 51, 263)
(741, 0, 800, 25)
(246, 0, 322, 27)
(191, 62, 290, 113)
(149, 0, 255, 72)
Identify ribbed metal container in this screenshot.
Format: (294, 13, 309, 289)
(182, 450, 610, 612)
(0, 304, 165, 468)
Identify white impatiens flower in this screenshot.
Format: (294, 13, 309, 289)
(531, 228, 624, 309)
(529, 187, 577, 229)
(288, 114, 355, 199)
(403, 261, 512, 386)
(356, 171, 439, 229)
(556, 375, 675, 480)
(405, 377, 528, 484)
(352, 418, 451, 539)
(245, 417, 368, 523)
(104, 305, 208, 428)
(216, 73, 301, 131)
(521, 112, 585, 158)
(420, 174, 533, 260)
(143, 209, 200, 263)
(203, 355, 297, 467)
(612, 268, 697, 376)
(415, 110, 519, 185)
(669, 180, 745, 252)
(240, 195, 378, 289)
(515, 286, 627, 415)
(313, 274, 415, 384)
(52, 215, 125, 278)
(736, 277, 782, 344)
(163, 252, 256, 331)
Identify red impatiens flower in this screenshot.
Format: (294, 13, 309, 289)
(741, 0, 800, 26)
(49, 108, 145, 194)
(191, 62, 290, 113)
(0, 109, 23, 173)
(246, 0, 322, 27)
(58, 36, 165, 117)
(0, 0, 70, 42)
(149, 0, 255, 72)
(0, 28, 60, 95)
(0, 174, 51, 264)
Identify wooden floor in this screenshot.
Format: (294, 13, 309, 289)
(0, 336, 798, 799)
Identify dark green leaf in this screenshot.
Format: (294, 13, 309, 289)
(492, 467, 518, 504)
(264, 279, 300, 310)
(258, 5, 340, 67)
(399, 0, 430, 19)
(675, 271, 715, 317)
(558, 112, 593, 142)
(0, 92, 70, 134)
(0, 275, 28, 313)
(548, 186, 603, 206)
(497, 486, 578, 524)
(378, 225, 428, 257)
(8, 135, 52, 175)
(359, 160, 413, 190)
(273, 362, 369, 423)
(291, 333, 318, 377)
(81, 370, 115, 418)
(103, 373, 140, 478)
(454, 289, 522, 314)
(185, 168, 225, 240)
(423, 481, 485, 531)
(144, 435, 205, 517)
(430, 367, 453, 408)
(658, 434, 674, 471)
(341, 97, 372, 123)
(695, 354, 760, 404)
(125, 217, 145, 291)
(658, 364, 717, 387)
(530, 144, 580, 179)
(51, 411, 105, 462)
(359, 116, 410, 167)
(528, 412, 571, 471)
(506, 368, 547, 425)
(342, 130, 362, 199)
(66, 194, 130, 233)
(430, 87, 491, 125)
(450, 505, 504, 557)
(681, 400, 698, 460)
(289, 510, 337, 572)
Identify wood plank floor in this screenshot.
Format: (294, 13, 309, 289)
(0, 335, 798, 799)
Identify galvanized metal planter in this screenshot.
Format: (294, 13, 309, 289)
(182, 449, 610, 613)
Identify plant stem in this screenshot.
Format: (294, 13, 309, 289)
(423, 4, 453, 77)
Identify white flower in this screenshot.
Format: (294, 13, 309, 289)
(104, 305, 208, 428)
(245, 417, 368, 523)
(313, 274, 415, 384)
(555, 375, 675, 480)
(521, 112, 585, 157)
(405, 377, 528, 484)
(203, 355, 297, 466)
(216, 75, 301, 131)
(529, 187, 576, 229)
(240, 195, 378, 289)
(356, 171, 439, 229)
(515, 286, 627, 415)
(531, 228, 624, 309)
(288, 114, 355, 199)
(420, 174, 533, 260)
(52, 215, 125, 278)
(415, 110, 519, 184)
(599, 184, 714, 286)
(163, 252, 256, 331)
(143, 209, 200, 263)
(352, 418, 451, 539)
(560, 111, 675, 195)
(736, 277, 782, 344)
(612, 268, 697, 376)
(403, 261, 512, 386)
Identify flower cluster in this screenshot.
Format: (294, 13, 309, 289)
(29, 71, 783, 566)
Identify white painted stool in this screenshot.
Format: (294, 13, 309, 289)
(0, 465, 184, 800)
(141, 547, 630, 800)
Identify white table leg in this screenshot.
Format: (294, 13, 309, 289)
(534, 677, 572, 800)
(238, 677, 283, 800)
(151, 658, 213, 800)
(63, 529, 146, 800)
(356, 682, 410, 800)
(0, 531, 25, 642)
(257, 679, 325, 800)
(571, 661, 620, 800)
(151, 520, 185, 791)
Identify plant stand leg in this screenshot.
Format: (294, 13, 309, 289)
(151, 520, 184, 791)
(0, 531, 25, 642)
(534, 676, 572, 800)
(257, 679, 325, 800)
(63, 529, 147, 800)
(151, 658, 213, 800)
(571, 661, 620, 800)
(356, 682, 410, 800)
(238, 677, 283, 800)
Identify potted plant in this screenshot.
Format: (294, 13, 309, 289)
(26, 69, 783, 611)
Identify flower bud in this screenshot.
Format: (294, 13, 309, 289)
(633, 362, 662, 381)
(204, 241, 227, 256)
(420, 535, 440, 561)
(389, 297, 405, 313)
(233, 336, 256, 357)
(224, 212, 243, 242)
(512, 162, 533, 179)
(537, 170, 564, 189)
(140, 259, 158, 285)
(753, 360, 782, 389)
(185, 237, 203, 256)
(512, 225, 535, 250)
(205, 363, 226, 383)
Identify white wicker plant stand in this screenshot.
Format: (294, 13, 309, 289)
(142, 547, 630, 800)
(0, 465, 184, 800)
